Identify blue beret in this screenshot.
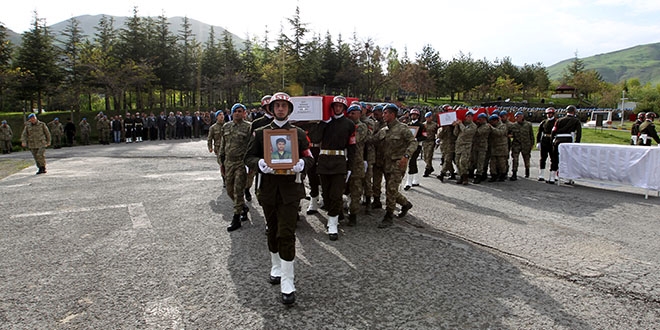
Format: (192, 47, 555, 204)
(515, 111, 524, 117)
(231, 103, 246, 115)
(215, 110, 222, 118)
(425, 112, 432, 118)
(1, 120, 6, 124)
(499, 111, 508, 116)
(82, 117, 87, 120)
(27, 113, 36, 119)
(347, 104, 361, 113)
(477, 113, 488, 119)
(488, 115, 500, 121)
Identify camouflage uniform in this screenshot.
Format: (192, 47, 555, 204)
(21, 118, 51, 172)
(79, 119, 91, 145)
(422, 119, 438, 176)
(371, 117, 387, 206)
(0, 122, 12, 154)
(220, 119, 252, 216)
(488, 121, 509, 181)
(98, 116, 111, 144)
(470, 121, 491, 181)
(347, 119, 369, 218)
(374, 118, 417, 215)
(453, 121, 477, 179)
(48, 120, 64, 148)
(207, 121, 225, 187)
(361, 115, 376, 204)
(437, 125, 457, 179)
(509, 119, 534, 178)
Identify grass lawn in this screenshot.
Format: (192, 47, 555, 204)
(534, 126, 632, 147)
(0, 159, 31, 180)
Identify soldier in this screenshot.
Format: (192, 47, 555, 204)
(370, 104, 387, 209)
(317, 95, 355, 241)
(536, 107, 557, 181)
(249, 95, 274, 204)
(63, 118, 76, 147)
(99, 115, 111, 145)
(452, 112, 477, 185)
(1, 120, 13, 154)
(133, 112, 144, 142)
(94, 112, 104, 144)
(422, 112, 438, 177)
(499, 110, 513, 178)
(631, 112, 645, 145)
(221, 103, 252, 232)
(48, 118, 64, 149)
(550, 105, 582, 184)
(637, 112, 660, 146)
(360, 103, 376, 210)
(124, 112, 135, 143)
(436, 121, 457, 182)
(470, 113, 490, 184)
(374, 103, 417, 228)
(509, 111, 535, 180)
(208, 110, 226, 187)
(244, 92, 313, 305)
(147, 112, 157, 141)
(21, 113, 51, 174)
(79, 117, 91, 145)
(403, 108, 425, 190)
(488, 115, 509, 182)
(345, 103, 369, 226)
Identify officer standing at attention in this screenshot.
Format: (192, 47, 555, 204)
(631, 112, 645, 145)
(637, 112, 660, 146)
(422, 111, 438, 177)
(452, 111, 477, 185)
(208, 110, 226, 187)
(124, 112, 135, 143)
(374, 104, 417, 228)
(404, 108, 425, 190)
(21, 113, 51, 174)
(79, 117, 91, 145)
(317, 96, 355, 241)
(221, 103, 252, 232)
(0, 120, 13, 154)
(244, 92, 313, 305)
(509, 111, 534, 180)
(345, 103, 369, 226)
(536, 107, 557, 181)
(550, 105, 582, 184)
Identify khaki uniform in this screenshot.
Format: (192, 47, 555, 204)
(489, 122, 509, 177)
(79, 120, 91, 145)
(361, 116, 376, 200)
(0, 123, 12, 153)
(220, 120, 252, 214)
(422, 120, 438, 173)
(437, 126, 457, 176)
(21, 119, 51, 169)
(48, 121, 64, 148)
(347, 120, 369, 216)
(509, 120, 534, 174)
(453, 121, 476, 176)
(470, 122, 491, 177)
(208, 122, 224, 166)
(374, 119, 417, 213)
(371, 118, 387, 201)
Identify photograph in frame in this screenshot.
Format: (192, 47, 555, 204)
(409, 126, 420, 137)
(264, 129, 299, 170)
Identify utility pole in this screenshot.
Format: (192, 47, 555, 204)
(620, 90, 627, 127)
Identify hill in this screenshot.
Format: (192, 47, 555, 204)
(547, 43, 660, 86)
(5, 14, 245, 50)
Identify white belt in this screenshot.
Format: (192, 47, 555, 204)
(555, 134, 573, 138)
(320, 149, 345, 156)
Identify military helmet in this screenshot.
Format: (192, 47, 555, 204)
(410, 108, 421, 116)
(566, 105, 577, 113)
(269, 92, 294, 114)
(647, 112, 657, 119)
(545, 107, 556, 114)
(260, 95, 272, 109)
(331, 95, 348, 110)
(637, 112, 646, 119)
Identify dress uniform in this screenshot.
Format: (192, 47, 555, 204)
(550, 105, 582, 184)
(536, 107, 556, 181)
(630, 112, 645, 145)
(244, 92, 313, 305)
(247, 95, 273, 203)
(404, 109, 425, 190)
(636, 112, 660, 146)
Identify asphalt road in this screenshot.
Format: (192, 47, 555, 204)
(1, 140, 659, 329)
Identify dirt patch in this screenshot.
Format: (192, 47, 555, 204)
(0, 159, 31, 179)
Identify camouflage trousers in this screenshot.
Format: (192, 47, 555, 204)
(348, 175, 364, 215)
(489, 155, 508, 176)
(441, 150, 455, 175)
(224, 160, 247, 214)
(384, 169, 408, 213)
(422, 141, 435, 170)
(52, 133, 62, 147)
(456, 150, 472, 176)
(470, 149, 487, 175)
(362, 162, 373, 198)
(30, 147, 47, 168)
(511, 146, 531, 172)
(1, 139, 11, 153)
(372, 164, 384, 200)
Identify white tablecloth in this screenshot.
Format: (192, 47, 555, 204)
(559, 143, 660, 191)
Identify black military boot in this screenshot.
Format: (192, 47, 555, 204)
(36, 166, 46, 175)
(347, 213, 357, 227)
(423, 167, 433, 177)
(240, 205, 249, 222)
(462, 174, 469, 185)
(378, 211, 394, 228)
(498, 173, 507, 182)
(227, 214, 242, 232)
(473, 175, 482, 184)
(449, 173, 457, 180)
(244, 189, 252, 202)
(525, 168, 530, 178)
(372, 198, 382, 209)
(437, 172, 445, 182)
(398, 202, 413, 218)
(488, 174, 498, 182)
(456, 175, 464, 184)
(509, 172, 518, 181)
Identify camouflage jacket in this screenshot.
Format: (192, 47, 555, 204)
(348, 120, 369, 178)
(0, 124, 12, 140)
(453, 121, 477, 154)
(220, 120, 252, 162)
(489, 122, 509, 156)
(21, 120, 51, 148)
(207, 122, 224, 154)
(374, 119, 417, 173)
(510, 120, 534, 151)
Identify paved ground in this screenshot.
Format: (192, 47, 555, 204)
(1, 140, 659, 329)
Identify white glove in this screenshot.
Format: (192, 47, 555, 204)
(435, 138, 440, 145)
(245, 165, 250, 173)
(363, 161, 368, 173)
(258, 159, 274, 174)
(536, 143, 540, 150)
(292, 159, 305, 173)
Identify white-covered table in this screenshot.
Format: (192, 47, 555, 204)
(559, 143, 660, 198)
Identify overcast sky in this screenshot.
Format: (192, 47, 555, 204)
(2, 0, 660, 66)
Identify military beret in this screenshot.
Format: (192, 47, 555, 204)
(27, 113, 36, 119)
(499, 111, 508, 116)
(425, 112, 432, 118)
(477, 113, 488, 119)
(515, 111, 524, 117)
(488, 115, 500, 121)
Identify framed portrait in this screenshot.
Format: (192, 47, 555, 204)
(264, 129, 299, 170)
(409, 126, 420, 137)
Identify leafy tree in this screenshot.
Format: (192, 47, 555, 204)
(152, 13, 178, 111)
(59, 17, 86, 115)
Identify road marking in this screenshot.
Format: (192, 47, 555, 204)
(11, 203, 152, 229)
